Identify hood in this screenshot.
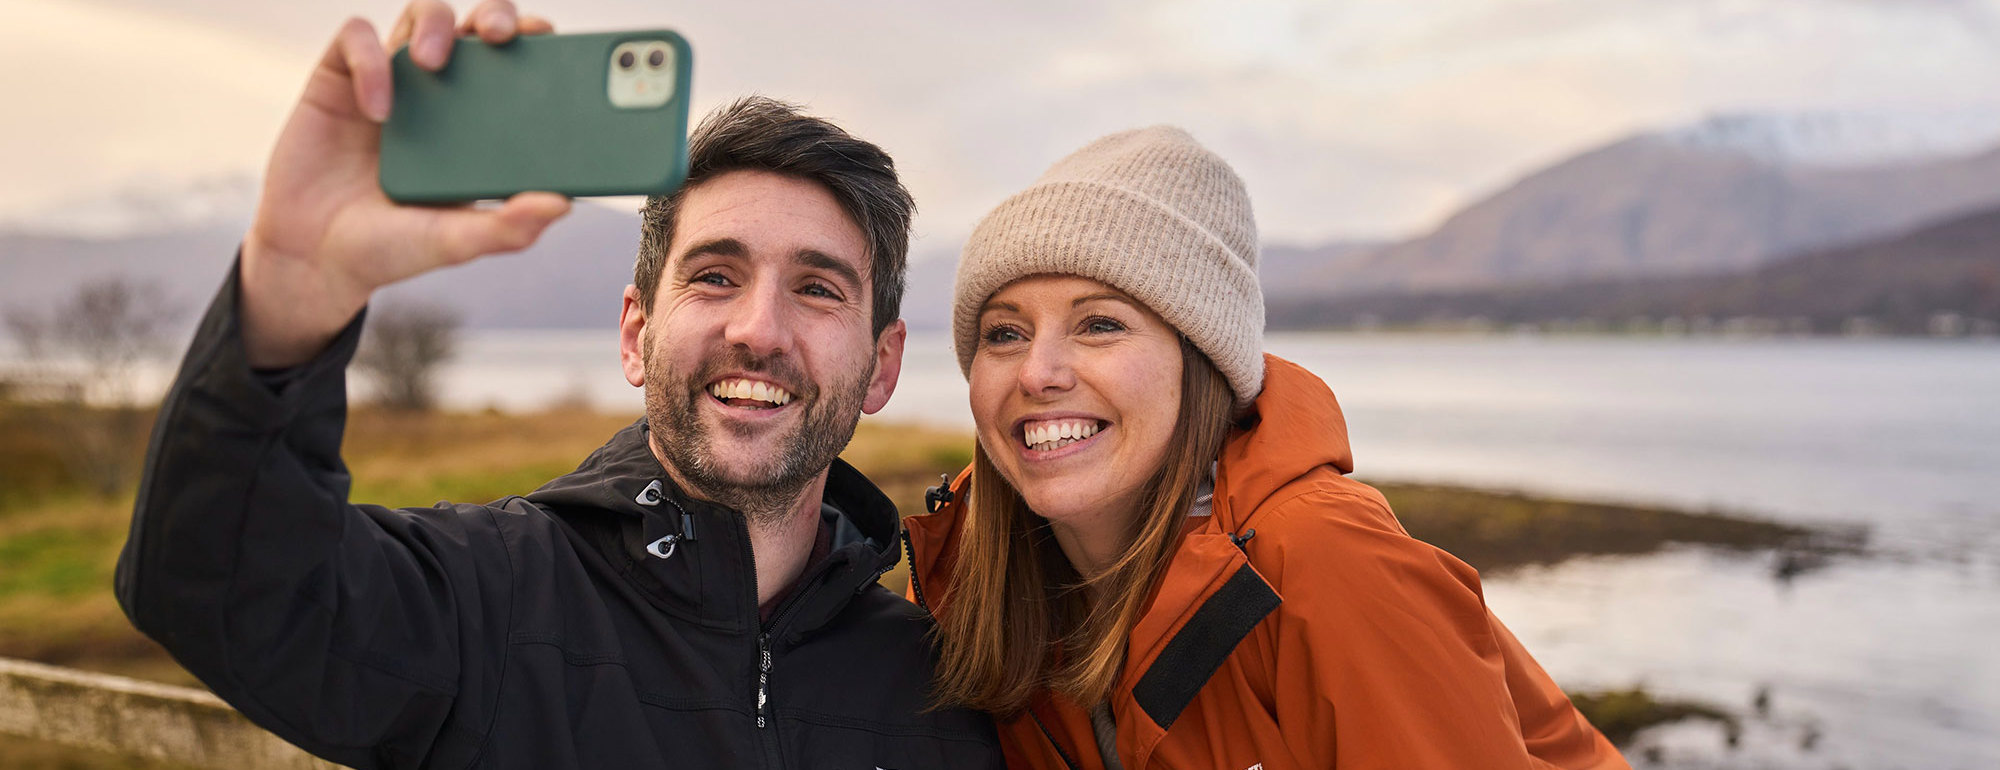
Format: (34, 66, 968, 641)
(1211, 353, 1355, 530)
(526, 418, 681, 517)
(528, 418, 904, 641)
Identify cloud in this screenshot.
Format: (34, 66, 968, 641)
(0, 0, 306, 219)
(11, 0, 2000, 245)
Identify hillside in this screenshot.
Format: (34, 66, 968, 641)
(1, 202, 644, 334)
(1269, 206, 2000, 335)
(1318, 132, 2000, 297)
(12, 112, 2000, 331)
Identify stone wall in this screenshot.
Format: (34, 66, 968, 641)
(0, 656, 338, 769)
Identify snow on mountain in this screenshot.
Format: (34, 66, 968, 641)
(1657, 111, 2000, 168)
(1296, 110, 2000, 298)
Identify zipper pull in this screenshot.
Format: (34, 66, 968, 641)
(923, 473, 954, 513)
(756, 633, 772, 729)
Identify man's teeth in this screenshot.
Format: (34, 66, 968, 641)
(1023, 419, 1099, 452)
(708, 378, 794, 407)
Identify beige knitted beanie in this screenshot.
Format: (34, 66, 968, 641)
(952, 126, 1265, 406)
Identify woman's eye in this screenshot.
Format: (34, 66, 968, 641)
(1083, 317, 1126, 334)
(982, 325, 1024, 345)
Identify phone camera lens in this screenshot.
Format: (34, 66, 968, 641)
(647, 49, 666, 68)
(618, 50, 636, 69)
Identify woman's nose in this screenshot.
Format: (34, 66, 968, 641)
(1018, 338, 1076, 395)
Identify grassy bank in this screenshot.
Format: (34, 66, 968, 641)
(1, 404, 1828, 763)
(1376, 482, 1845, 575)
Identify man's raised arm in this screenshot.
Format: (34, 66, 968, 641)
(114, 3, 566, 765)
(238, 0, 568, 368)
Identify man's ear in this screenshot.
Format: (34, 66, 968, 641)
(862, 319, 906, 415)
(619, 285, 648, 388)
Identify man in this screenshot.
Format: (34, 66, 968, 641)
(113, 2, 1001, 767)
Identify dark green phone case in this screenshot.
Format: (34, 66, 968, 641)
(380, 30, 693, 203)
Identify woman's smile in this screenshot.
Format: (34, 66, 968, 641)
(1016, 415, 1109, 457)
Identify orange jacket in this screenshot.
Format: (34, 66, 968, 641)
(904, 354, 1629, 769)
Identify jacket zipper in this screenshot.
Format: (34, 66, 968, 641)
(1028, 706, 1084, 770)
(756, 632, 773, 728)
(900, 528, 929, 612)
(753, 571, 818, 729)
(746, 523, 858, 770)
(733, 516, 770, 727)
(749, 564, 831, 770)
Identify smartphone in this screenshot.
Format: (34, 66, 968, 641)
(379, 30, 693, 203)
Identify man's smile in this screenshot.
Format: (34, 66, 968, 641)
(707, 376, 796, 409)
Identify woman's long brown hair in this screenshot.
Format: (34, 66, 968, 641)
(931, 340, 1239, 714)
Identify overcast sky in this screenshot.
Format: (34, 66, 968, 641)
(9, 0, 2000, 251)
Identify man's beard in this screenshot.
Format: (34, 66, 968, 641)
(643, 338, 871, 526)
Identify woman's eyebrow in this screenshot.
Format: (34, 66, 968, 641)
(980, 299, 1020, 315)
(1072, 292, 1136, 308)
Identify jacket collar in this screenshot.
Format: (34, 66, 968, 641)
(527, 418, 904, 642)
(1212, 353, 1355, 531)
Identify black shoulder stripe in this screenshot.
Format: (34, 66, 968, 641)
(1131, 564, 1281, 730)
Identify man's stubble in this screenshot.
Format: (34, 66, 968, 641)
(642, 332, 871, 526)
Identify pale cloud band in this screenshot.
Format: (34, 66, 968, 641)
(8, 0, 2000, 245)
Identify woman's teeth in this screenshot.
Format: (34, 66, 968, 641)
(1023, 419, 1099, 452)
(708, 378, 794, 408)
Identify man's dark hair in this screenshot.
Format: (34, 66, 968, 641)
(636, 96, 915, 337)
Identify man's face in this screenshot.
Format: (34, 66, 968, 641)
(619, 170, 904, 516)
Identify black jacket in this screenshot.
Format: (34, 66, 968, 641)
(115, 266, 1001, 769)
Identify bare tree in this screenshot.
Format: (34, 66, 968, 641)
(3, 277, 180, 497)
(354, 301, 461, 412)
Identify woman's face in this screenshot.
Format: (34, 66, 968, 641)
(970, 274, 1183, 531)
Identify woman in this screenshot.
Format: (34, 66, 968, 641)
(902, 127, 1629, 769)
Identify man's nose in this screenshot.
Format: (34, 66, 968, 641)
(722, 281, 794, 356)
(1018, 337, 1076, 396)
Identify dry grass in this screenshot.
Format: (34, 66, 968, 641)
(0, 407, 977, 689)
(2, 403, 1819, 765)
(0, 735, 199, 770)
(0, 406, 1844, 681)
(341, 407, 644, 507)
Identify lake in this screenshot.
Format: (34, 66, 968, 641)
(443, 331, 1999, 556)
(21, 330, 2000, 767)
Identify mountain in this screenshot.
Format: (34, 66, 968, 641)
(1267, 205, 2000, 335)
(1301, 113, 2000, 297)
(897, 247, 963, 331)
(1, 199, 645, 333)
(1, 224, 247, 333)
(0, 194, 970, 335)
(1259, 240, 1385, 301)
(377, 202, 641, 328)
(16, 109, 2000, 333)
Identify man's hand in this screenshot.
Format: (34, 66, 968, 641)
(240, 0, 570, 368)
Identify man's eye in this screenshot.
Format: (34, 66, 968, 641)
(693, 272, 731, 287)
(801, 283, 837, 299)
